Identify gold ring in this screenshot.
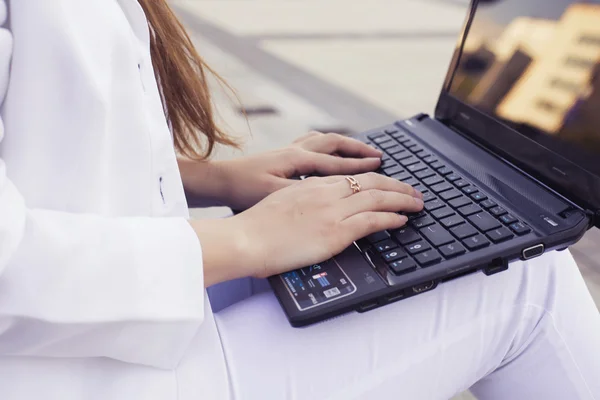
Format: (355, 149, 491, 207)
(345, 176, 361, 194)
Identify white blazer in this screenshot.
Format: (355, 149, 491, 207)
(0, 1, 229, 399)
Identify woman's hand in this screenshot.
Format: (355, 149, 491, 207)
(193, 173, 424, 286)
(181, 132, 384, 210)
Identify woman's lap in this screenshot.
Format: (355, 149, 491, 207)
(209, 250, 600, 400)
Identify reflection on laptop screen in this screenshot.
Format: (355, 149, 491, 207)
(449, 0, 600, 158)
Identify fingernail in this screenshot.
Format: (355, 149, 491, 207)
(413, 197, 424, 207)
(398, 215, 408, 224)
(413, 189, 423, 199)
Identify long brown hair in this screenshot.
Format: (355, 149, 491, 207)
(138, 0, 238, 160)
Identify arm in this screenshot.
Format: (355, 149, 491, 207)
(178, 158, 229, 208)
(0, 5, 204, 370)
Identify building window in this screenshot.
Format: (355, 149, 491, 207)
(549, 78, 582, 92)
(535, 99, 559, 113)
(579, 34, 600, 47)
(565, 56, 596, 69)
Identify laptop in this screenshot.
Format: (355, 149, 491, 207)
(269, 0, 600, 327)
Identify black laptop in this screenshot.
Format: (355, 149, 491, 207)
(269, 0, 600, 327)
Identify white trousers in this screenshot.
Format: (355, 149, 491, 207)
(207, 250, 600, 400)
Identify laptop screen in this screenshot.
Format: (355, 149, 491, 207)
(440, 0, 600, 214)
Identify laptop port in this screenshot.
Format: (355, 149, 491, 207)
(483, 257, 508, 276)
(385, 291, 406, 303)
(412, 280, 436, 294)
(358, 301, 379, 312)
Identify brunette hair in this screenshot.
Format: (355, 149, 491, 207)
(138, 0, 238, 160)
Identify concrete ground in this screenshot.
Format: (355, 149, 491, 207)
(173, 0, 599, 397)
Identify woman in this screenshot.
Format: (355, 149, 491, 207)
(0, 1, 598, 399)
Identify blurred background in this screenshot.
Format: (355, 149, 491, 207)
(174, 3, 599, 396)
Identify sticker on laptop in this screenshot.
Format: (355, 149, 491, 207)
(280, 258, 357, 311)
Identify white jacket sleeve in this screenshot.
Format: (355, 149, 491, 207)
(0, 3, 205, 369)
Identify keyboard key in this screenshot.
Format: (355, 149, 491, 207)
(423, 155, 438, 164)
(389, 258, 417, 275)
(438, 167, 453, 176)
(431, 206, 455, 220)
(458, 203, 482, 216)
(411, 146, 424, 154)
(381, 153, 391, 161)
(486, 227, 514, 243)
(380, 159, 397, 169)
(450, 223, 478, 239)
(423, 175, 444, 186)
(390, 132, 405, 140)
(393, 227, 421, 245)
(385, 128, 399, 134)
(424, 199, 445, 211)
(366, 231, 390, 243)
(379, 140, 397, 150)
(406, 240, 431, 255)
(490, 206, 507, 217)
(407, 210, 427, 221)
(402, 177, 418, 186)
(440, 215, 465, 228)
(397, 137, 412, 145)
(407, 162, 427, 173)
(374, 239, 398, 252)
(448, 196, 471, 208)
(463, 186, 478, 194)
(415, 250, 442, 267)
(440, 189, 462, 201)
(441, 215, 466, 228)
(454, 180, 470, 188)
(500, 214, 518, 225)
(468, 212, 502, 232)
(431, 182, 453, 193)
(412, 183, 423, 192)
(415, 168, 435, 179)
(383, 165, 403, 176)
(462, 234, 490, 250)
(392, 150, 412, 161)
(431, 161, 445, 170)
(400, 156, 420, 167)
(446, 173, 461, 182)
(422, 191, 436, 202)
(411, 215, 436, 229)
(368, 132, 385, 140)
(420, 224, 454, 246)
(402, 140, 416, 148)
(391, 171, 412, 181)
(471, 192, 488, 202)
(385, 145, 404, 155)
(382, 248, 407, 262)
(440, 242, 466, 259)
(509, 222, 531, 235)
(417, 152, 431, 160)
(481, 199, 497, 209)
(372, 135, 391, 144)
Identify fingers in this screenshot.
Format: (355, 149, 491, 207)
(339, 190, 423, 219)
(340, 212, 408, 242)
(291, 152, 382, 177)
(298, 132, 382, 158)
(334, 172, 422, 199)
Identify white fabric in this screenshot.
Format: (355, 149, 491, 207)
(0, 1, 229, 399)
(0, 1, 598, 400)
(210, 250, 600, 400)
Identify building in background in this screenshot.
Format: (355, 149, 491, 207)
(497, 3, 600, 143)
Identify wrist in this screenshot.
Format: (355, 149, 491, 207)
(190, 216, 259, 286)
(178, 159, 230, 208)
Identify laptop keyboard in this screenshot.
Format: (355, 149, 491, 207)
(362, 127, 532, 277)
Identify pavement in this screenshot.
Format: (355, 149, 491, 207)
(174, 0, 599, 396)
